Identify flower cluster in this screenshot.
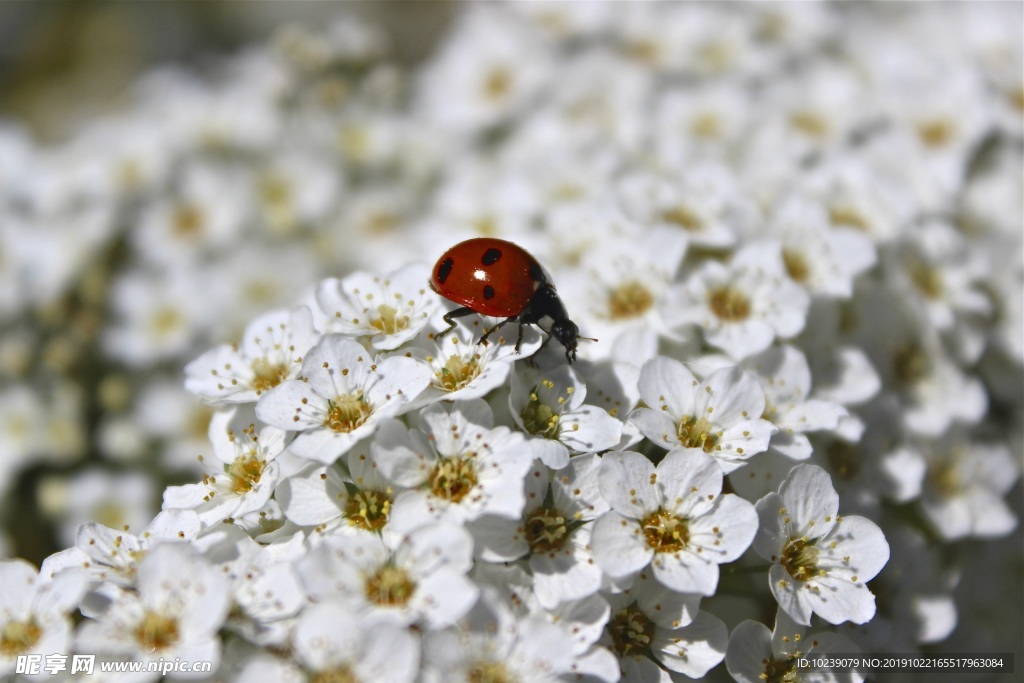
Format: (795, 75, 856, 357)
(1, 3, 1021, 682)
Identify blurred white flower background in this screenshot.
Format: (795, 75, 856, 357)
(0, 3, 1021, 681)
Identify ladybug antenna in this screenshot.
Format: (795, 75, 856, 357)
(578, 335, 598, 343)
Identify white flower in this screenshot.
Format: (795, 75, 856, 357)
(543, 596, 618, 680)
(441, 586, 619, 683)
(663, 243, 810, 360)
(877, 66, 992, 200)
(415, 5, 552, 131)
(744, 345, 848, 460)
(76, 543, 230, 681)
(519, 454, 610, 609)
(70, 115, 174, 198)
(421, 588, 585, 683)
(414, 159, 538, 247)
(602, 592, 728, 681)
(330, 186, 421, 272)
(560, 226, 687, 359)
(849, 283, 988, 437)
(918, 437, 1019, 540)
(406, 319, 542, 406)
(40, 510, 202, 588)
(592, 449, 757, 594)
(744, 61, 870, 166)
(753, 465, 890, 625)
(798, 154, 917, 247)
(131, 160, 248, 266)
(315, 263, 439, 350)
(619, 164, 750, 250)
(516, 154, 618, 220)
(198, 526, 306, 646)
(162, 408, 288, 527)
(185, 306, 320, 405)
(884, 220, 991, 339)
(276, 440, 396, 535)
(372, 400, 533, 534)
(630, 357, 776, 472)
(103, 268, 215, 367)
(765, 195, 877, 299)
(293, 602, 419, 683)
(652, 81, 752, 166)
(0, 560, 87, 681)
(510, 364, 622, 470)
(297, 522, 478, 629)
(726, 608, 865, 683)
(253, 149, 341, 236)
(412, 161, 538, 251)
(514, 49, 651, 159)
(255, 335, 431, 463)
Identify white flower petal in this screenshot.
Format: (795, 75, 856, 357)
(651, 611, 728, 678)
(638, 356, 699, 418)
(768, 563, 813, 626)
(650, 546, 719, 595)
(628, 406, 679, 450)
(598, 451, 660, 517)
(779, 464, 839, 540)
(725, 620, 773, 683)
(689, 494, 758, 564)
(591, 512, 652, 578)
(276, 464, 341, 526)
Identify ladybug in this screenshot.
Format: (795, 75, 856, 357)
(429, 237, 589, 363)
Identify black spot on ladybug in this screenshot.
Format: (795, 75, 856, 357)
(529, 263, 545, 282)
(482, 248, 502, 265)
(437, 257, 455, 284)
(483, 285, 496, 299)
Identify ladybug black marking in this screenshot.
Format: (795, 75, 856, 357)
(436, 257, 455, 284)
(429, 237, 589, 364)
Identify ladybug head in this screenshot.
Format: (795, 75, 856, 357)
(551, 319, 580, 363)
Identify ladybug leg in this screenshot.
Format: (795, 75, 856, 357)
(435, 307, 476, 340)
(478, 316, 516, 345)
(524, 328, 554, 367)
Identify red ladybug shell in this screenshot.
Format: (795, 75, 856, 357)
(430, 238, 549, 317)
